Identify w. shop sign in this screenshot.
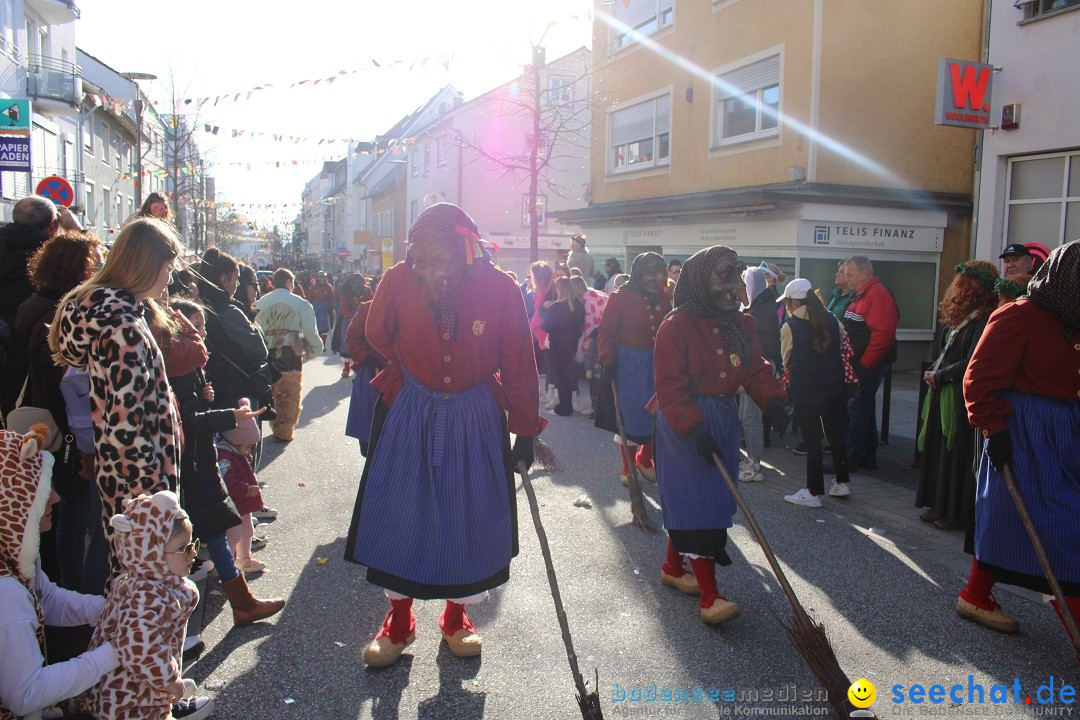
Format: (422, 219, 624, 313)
(935, 58, 994, 129)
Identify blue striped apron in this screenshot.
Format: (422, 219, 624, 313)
(344, 363, 380, 443)
(617, 346, 656, 440)
(654, 395, 741, 530)
(351, 369, 512, 589)
(974, 392, 1080, 584)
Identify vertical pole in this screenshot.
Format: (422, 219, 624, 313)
(529, 46, 543, 264)
(134, 95, 143, 209)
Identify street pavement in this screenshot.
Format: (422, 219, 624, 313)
(185, 357, 1078, 719)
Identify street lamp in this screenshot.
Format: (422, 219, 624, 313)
(120, 72, 157, 209)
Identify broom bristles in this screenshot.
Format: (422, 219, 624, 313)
(769, 607, 860, 719)
(533, 436, 561, 472)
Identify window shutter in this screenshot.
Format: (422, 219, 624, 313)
(611, 99, 657, 146)
(614, 0, 659, 29)
(655, 94, 671, 135)
(717, 55, 780, 99)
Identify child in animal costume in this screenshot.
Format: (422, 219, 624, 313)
(0, 424, 120, 720)
(80, 492, 212, 720)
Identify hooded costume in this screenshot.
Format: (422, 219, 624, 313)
(344, 203, 543, 666)
(963, 240, 1080, 597)
(0, 426, 117, 720)
(53, 287, 180, 589)
(593, 253, 670, 480)
(650, 247, 785, 623)
(80, 491, 199, 720)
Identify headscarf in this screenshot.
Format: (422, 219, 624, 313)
(672, 245, 751, 361)
(407, 203, 490, 340)
(1025, 239, 1080, 339)
(625, 252, 666, 297)
(744, 267, 768, 306)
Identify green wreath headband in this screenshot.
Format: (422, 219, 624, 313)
(954, 263, 999, 294)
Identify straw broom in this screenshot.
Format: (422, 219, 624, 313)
(1001, 465, 1080, 663)
(710, 455, 862, 720)
(518, 460, 604, 719)
(610, 382, 657, 532)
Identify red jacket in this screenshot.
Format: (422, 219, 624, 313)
(842, 277, 898, 371)
(344, 301, 385, 367)
(218, 445, 262, 515)
(597, 287, 670, 366)
(964, 298, 1080, 437)
(366, 261, 545, 438)
(651, 312, 785, 435)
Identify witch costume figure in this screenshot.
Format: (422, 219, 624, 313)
(650, 246, 788, 624)
(958, 239, 1080, 640)
(344, 203, 544, 667)
(594, 252, 670, 485)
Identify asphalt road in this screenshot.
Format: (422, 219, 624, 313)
(186, 356, 1078, 719)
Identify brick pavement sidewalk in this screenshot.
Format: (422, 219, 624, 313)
(751, 370, 1045, 607)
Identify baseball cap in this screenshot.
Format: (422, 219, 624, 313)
(777, 278, 812, 301)
(999, 244, 1032, 259)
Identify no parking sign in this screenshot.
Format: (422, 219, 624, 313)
(36, 175, 74, 207)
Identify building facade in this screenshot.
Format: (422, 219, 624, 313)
(973, 0, 1080, 261)
(553, 0, 985, 365)
(0, 0, 81, 221)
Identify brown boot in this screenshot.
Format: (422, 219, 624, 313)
(221, 573, 285, 626)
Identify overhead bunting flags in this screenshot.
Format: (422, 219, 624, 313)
(170, 52, 454, 109)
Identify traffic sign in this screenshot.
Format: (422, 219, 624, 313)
(36, 176, 75, 207)
(0, 100, 31, 132)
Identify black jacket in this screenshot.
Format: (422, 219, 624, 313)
(748, 286, 783, 372)
(13, 290, 65, 427)
(170, 369, 242, 539)
(0, 223, 50, 415)
(201, 285, 269, 409)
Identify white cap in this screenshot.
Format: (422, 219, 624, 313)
(778, 278, 812, 301)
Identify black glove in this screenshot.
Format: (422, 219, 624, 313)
(766, 398, 790, 437)
(986, 429, 1013, 473)
(690, 424, 722, 464)
(511, 435, 535, 474)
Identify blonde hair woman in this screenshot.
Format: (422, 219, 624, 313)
(48, 218, 184, 588)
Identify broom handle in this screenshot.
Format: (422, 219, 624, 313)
(711, 454, 811, 624)
(610, 381, 639, 486)
(610, 382, 657, 532)
(1000, 465, 1080, 658)
(518, 460, 595, 710)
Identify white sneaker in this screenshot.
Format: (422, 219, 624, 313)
(829, 481, 851, 498)
(738, 462, 764, 483)
(784, 488, 823, 507)
(253, 505, 279, 520)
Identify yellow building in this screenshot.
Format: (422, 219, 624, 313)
(553, 0, 984, 364)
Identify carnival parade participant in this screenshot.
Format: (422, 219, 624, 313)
(915, 261, 998, 531)
(343, 288, 385, 457)
(595, 252, 670, 485)
(958, 240, 1080, 639)
(344, 203, 543, 668)
(651, 246, 788, 624)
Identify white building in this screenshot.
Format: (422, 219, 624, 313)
(0, 0, 80, 221)
(973, 0, 1080, 260)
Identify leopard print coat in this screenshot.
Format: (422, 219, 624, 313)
(54, 287, 180, 587)
(80, 491, 198, 720)
(0, 427, 55, 720)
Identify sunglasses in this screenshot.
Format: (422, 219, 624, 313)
(165, 539, 200, 559)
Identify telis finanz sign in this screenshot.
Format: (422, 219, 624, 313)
(935, 58, 993, 130)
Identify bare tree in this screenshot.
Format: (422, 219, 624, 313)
(448, 43, 605, 262)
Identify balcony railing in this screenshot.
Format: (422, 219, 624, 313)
(26, 55, 83, 109)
